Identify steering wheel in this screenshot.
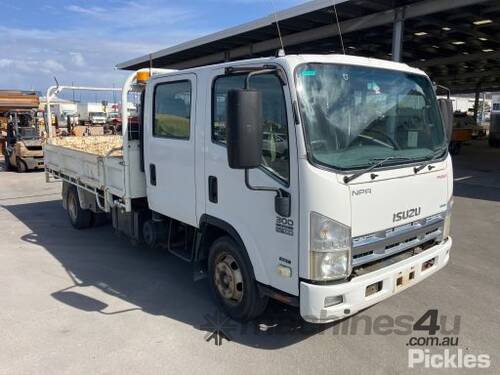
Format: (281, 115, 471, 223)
(357, 128, 401, 150)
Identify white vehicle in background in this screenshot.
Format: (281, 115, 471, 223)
(45, 54, 454, 323)
(76, 102, 107, 125)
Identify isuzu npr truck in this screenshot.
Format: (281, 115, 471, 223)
(44, 54, 454, 323)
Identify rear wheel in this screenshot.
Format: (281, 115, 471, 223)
(142, 219, 159, 248)
(66, 187, 93, 229)
(208, 236, 268, 321)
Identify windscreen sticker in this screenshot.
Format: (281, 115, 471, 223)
(301, 70, 317, 77)
(408, 131, 418, 148)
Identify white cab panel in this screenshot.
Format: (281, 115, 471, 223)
(144, 73, 198, 227)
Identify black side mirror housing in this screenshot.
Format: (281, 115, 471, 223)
(226, 89, 263, 169)
(438, 98, 454, 144)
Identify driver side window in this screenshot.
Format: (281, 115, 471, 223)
(212, 73, 290, 183)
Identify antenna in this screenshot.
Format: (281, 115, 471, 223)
(270, 0, 285, 55)
(332, 1, 346, 55)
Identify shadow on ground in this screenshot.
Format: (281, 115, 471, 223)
(452, 140, 500, 202)
(2, 199, 334, 349)
(453, 183, 500, 202)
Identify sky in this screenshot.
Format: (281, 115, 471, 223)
(0, 0, 304, 100)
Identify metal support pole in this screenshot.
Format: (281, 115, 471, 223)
(473, 88, 481, 125)
(392, 8, 405, 62)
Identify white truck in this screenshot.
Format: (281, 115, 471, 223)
(44, 54, 454, 323)
(76, 102, 107, 125)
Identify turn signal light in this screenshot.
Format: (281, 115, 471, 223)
(136, 71, 151, 83)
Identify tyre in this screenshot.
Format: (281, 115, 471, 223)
(142, 219, 159, 248)
(208, 236, 268, 321)
(16, 159, 28, 173)
(66, 187, 93, 229)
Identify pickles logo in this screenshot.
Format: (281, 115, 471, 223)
(393, 207, 421, 223)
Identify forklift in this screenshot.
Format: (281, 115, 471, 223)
(3, 111, 44, 172)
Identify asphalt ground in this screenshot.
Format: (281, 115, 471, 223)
(0, 139, 499, 374)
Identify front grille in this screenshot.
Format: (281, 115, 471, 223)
(352, 238, 439, 277)
(26, 145, 43, 151)
(352, 213, 445, 267)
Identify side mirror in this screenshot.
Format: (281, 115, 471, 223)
(226, 89, 263, 169)
(438, 98, 453, 144)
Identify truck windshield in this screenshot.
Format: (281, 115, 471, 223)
(295, 63, 446, 170)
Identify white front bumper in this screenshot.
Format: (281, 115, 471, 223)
(300, 238, 452, 323)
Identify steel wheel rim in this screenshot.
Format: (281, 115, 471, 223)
(68, 194, 78, 222)
(214, 252, 244, 304)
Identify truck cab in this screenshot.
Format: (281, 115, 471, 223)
(141, 54, 453, 322)
(45, 54, 454, 323)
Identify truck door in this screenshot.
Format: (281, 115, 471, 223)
(205, 68, 300, 296)
(144, 74, 198, 227)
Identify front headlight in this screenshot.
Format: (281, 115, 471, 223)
(310, 212, 351, 281)
(443, 198, 453, 239)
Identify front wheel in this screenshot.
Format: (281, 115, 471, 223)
(16, 158, 28, 173)
(208, 236, 268, 321)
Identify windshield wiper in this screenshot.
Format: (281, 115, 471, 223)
(343, 156, 413, 184)
(413, 146, 448, 174)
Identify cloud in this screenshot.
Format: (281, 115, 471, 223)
(0, 23, 204, 91)
(0, 58, 13, 68)
(65, 5, 106, 16)
(0, 0, 303, 92)
(70, 52, 86, 67)
(44, 59, 66, 73)
(64, 2, 191, 28)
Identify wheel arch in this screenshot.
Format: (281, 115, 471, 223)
(196, 214, 268, 285)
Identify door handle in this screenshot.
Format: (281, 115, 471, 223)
(150, 164, 156, 186)
(208, 176, 218, 203)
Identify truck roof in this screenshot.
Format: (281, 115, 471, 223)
(149, 54, 427, 80)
